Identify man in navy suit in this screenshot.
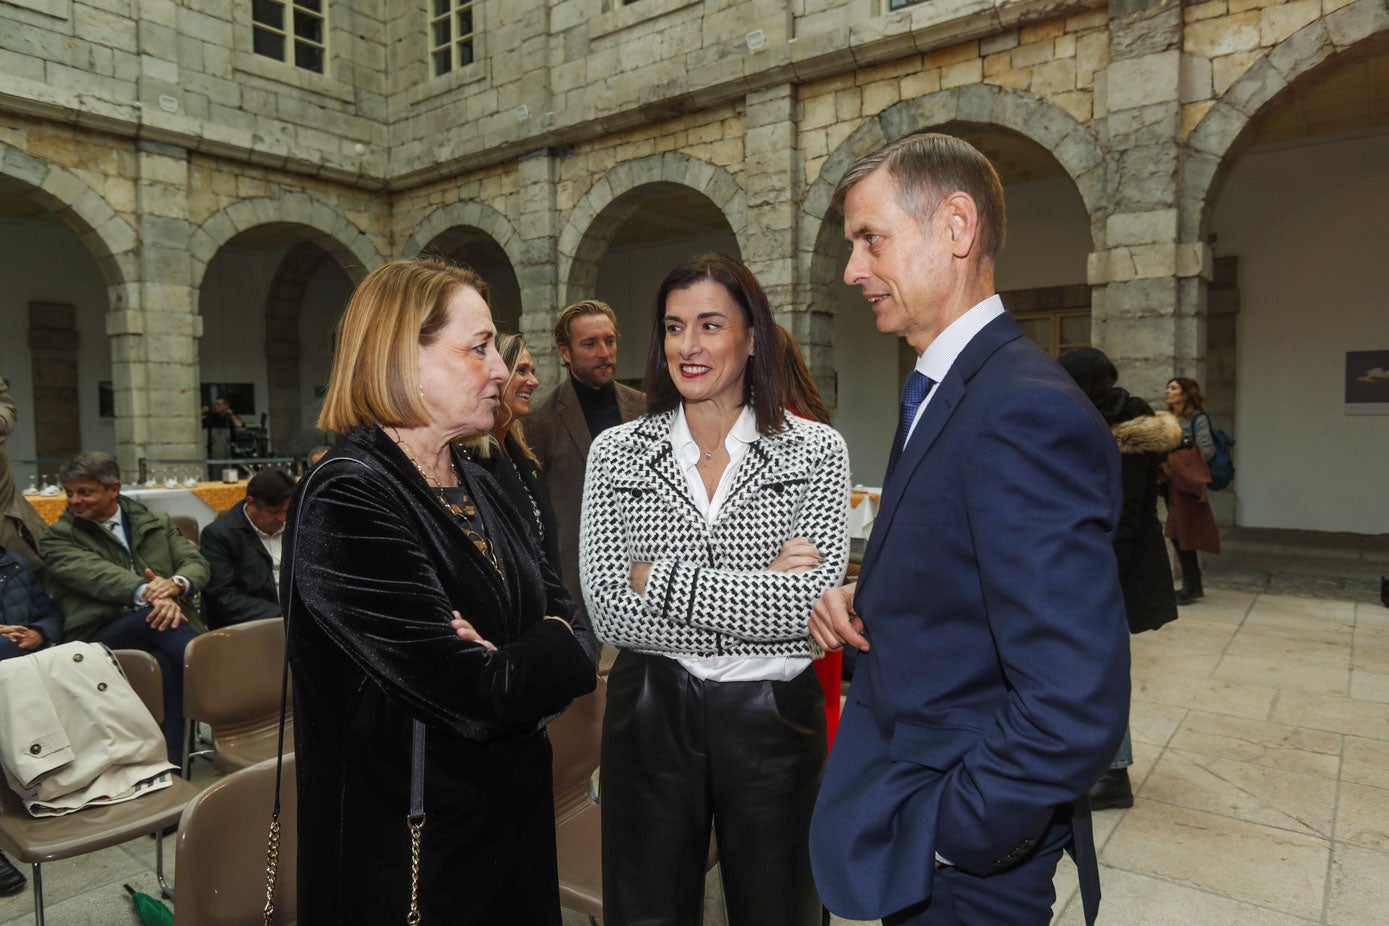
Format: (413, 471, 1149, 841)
(808, 133, 1129, 926)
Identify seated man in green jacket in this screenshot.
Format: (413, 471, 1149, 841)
(40, 452, 209, 766)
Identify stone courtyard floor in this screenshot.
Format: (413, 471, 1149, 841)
(3, 543, 1386, 925)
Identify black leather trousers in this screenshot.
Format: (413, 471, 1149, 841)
(600, 650, 826, 926)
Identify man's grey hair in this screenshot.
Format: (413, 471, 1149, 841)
(832, 132, 1007, 260)
(59, 451, 120, 486)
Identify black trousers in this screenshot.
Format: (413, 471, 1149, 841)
(600, 651, 826, 926)
(1171, 541, 1202, 585)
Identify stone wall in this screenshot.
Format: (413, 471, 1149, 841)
(797, 9, 1109, 188)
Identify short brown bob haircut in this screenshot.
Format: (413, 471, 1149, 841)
(318, 257, 490, 435)
(642, 253, 785, 436)
(833, 131, 1007, 261)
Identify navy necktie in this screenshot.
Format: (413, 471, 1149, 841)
(885, 370, 933, 485)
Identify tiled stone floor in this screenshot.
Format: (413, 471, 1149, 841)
(3, 583, 1386, 925)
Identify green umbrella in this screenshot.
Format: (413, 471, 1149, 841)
(123, 883, 174, 926)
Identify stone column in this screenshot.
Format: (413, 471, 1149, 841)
(111, 139, 202, 479)
(516, 148, 563, 381)
(1091, 0, 1209, 399)
(744, 84, 827, 389)
(265, 241, 326, 449)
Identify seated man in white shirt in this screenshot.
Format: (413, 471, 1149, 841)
(199, 467, 292, 629)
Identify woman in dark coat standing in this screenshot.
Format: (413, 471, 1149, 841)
(1061, 348, 1181, 808)
(285, 258, 598, 926)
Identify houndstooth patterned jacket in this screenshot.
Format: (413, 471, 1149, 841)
(580, 409, 850, 659)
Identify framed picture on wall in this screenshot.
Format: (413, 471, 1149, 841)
(1344, 350, 1389, 415)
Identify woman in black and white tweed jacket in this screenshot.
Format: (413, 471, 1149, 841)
(580, 253, 849, 926)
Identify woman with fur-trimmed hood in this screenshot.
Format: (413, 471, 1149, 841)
(1061, 347, 1182, 810)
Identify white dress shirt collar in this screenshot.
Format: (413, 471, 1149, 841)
(915, 294, 1007, 383)
(904, 294, 1006, 443)
(242, 504, 283, 543)
(671, 403, 759, 475)
(243, 503, 284, 585)
(98, 508, 127, 545)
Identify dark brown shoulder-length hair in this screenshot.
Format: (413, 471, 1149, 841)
(642, 253, 785, 435)
(777, 325, 832, 425)
(1167, 376, 1207, 418)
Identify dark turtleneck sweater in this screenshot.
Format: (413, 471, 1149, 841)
(572, 372, 622, 438)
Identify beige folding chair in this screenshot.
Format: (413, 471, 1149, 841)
(0, 650, 201, 926)
(170, 514, 200, 547)
(182, 618, 292, 776)
(548, 678, 716, 922)
(551, 680, 606, 918)
(174, 754, 297, 926)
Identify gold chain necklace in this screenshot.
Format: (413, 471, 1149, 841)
(389, 429, 502, 577)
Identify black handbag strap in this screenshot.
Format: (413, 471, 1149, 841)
(409, 719, 426, 820)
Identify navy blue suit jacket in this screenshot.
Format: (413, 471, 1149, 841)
(810, 313, 1130, 923)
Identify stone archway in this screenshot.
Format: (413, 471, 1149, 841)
(263, 240, 346, 448)
(0, 153, 138, 468)
(194, 212, 373, 460)
(1183, 2, 1389, 533)
(0, 149, 136, 310)
(796, 87, 1105, 484)
(800, 86, 1106, 367)
(189, 195, 383, 287)
(558, 152, 747, 307)
(398, 199, 522, 266)
(1182, 0, 1389, 241)
(399, 200, 530, 333)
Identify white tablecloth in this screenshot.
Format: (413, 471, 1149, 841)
(122, 487, 220, 529)
(848, 487, 881, 540)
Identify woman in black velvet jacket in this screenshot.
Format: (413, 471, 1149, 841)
(284, 258, 598, 926)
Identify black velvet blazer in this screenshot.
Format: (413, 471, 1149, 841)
(284, 426, 598, 926)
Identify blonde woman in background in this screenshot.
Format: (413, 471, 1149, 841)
(464, 332, 560, 570)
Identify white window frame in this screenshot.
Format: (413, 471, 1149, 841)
(428, 0, 478, 79)
(251, 0, 329, 74)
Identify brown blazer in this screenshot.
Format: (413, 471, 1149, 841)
(526, 375, 644, 602)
